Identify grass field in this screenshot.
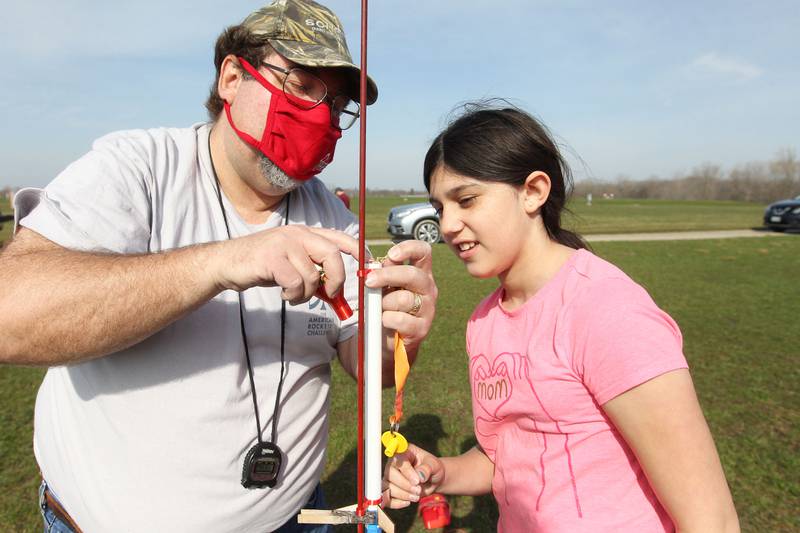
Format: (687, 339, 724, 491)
(1, 198, 796, 531)
(0, 198, 12, 249)
(321, 237, 799, 532)
(353, 196, 766, 241)
(0, 196, 769, 249)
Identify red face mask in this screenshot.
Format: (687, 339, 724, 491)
(224, 57, 342, 181)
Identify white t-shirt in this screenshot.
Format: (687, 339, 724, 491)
(16, 123, 360, 532)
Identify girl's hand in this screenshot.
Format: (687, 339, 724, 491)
(381, 443, 444, 509)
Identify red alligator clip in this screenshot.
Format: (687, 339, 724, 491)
(418, 493, 450, 530)
(314, 266, 352, 321)
(314, 285, 352, 320)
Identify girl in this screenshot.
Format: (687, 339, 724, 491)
(382, 104, 739, 532)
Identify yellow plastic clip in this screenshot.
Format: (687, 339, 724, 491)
(381, 430, 408, 458)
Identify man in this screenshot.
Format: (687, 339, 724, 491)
(334, 187, 351, 209)
(0, 1, 437, 532)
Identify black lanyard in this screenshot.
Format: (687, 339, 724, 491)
(209, 132, 288, 488)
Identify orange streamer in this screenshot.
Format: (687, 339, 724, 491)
(389, 331, 410, 426)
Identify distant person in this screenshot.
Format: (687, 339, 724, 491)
(334, 187, 351, 209)
(382, 104, 739, 532)
(0, 1, 438, 532)
(586, 191, 592, 205)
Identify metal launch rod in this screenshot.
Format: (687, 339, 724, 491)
(298, 1, 393, 531)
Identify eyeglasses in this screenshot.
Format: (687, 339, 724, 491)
(260, 61, 360, 131)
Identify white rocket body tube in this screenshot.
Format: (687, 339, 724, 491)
(363, 261, 383, 507)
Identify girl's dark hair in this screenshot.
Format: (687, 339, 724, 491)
(205, 25, 274, 120)
(423, 101, 588, 250)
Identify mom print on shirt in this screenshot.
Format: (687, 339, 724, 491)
(469, 351, 582, 517)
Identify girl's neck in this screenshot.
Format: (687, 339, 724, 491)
(499, 235, 576, 311)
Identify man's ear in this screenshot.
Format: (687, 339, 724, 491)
(218, 55, 243, 105)
(522, 171, 552, 215)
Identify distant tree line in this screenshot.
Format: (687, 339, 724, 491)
(573, 148, 799, 204)
(1, 186, 19, 202)
(11, 151, 795, 207)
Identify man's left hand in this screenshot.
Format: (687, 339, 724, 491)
(365, 240, 437, 354)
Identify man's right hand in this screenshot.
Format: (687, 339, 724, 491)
(212, 226, 362, 303)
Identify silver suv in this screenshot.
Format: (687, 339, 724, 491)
(386, 202, 441, 244)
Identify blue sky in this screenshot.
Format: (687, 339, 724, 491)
(1, 0, 798, 190)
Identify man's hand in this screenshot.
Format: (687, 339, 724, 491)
(335, 239, 437, 381)
(213, 226, 361, 303)
(365, 240, 437, 354)
(0, 226, 360, 366)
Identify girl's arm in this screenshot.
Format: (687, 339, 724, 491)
(602, 368, 740, 533)
(382, 444, 493, 509)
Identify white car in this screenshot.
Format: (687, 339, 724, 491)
(386, 202, 441, 244)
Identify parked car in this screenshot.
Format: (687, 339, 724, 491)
(386, 202, 441, 244)
(763, 195, 800, 231)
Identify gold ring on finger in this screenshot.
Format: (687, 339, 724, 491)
(409, 292, 422, 316)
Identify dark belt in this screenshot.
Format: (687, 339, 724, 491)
(43, 487, 84, 533)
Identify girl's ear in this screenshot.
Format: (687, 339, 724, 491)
(522, 171, 551, 215)
(218, 55, 244, 105)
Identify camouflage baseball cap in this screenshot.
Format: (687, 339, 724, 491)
(242, 0, 378, 105)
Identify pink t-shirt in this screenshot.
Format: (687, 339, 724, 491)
(466, 249, 687, 532)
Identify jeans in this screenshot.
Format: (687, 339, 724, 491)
(39, 480, 333, 533)
(39, 481, 76, 533)
(274, 483, 334, 533)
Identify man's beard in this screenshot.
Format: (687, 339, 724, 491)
(259, 155, 302, 193)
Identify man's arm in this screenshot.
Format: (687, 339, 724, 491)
(0, 225, 360, 366)
(0, 228, 222, 365)
(337, 240, 437, 385)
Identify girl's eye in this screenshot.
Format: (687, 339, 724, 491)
(458, 196, 476, 208)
